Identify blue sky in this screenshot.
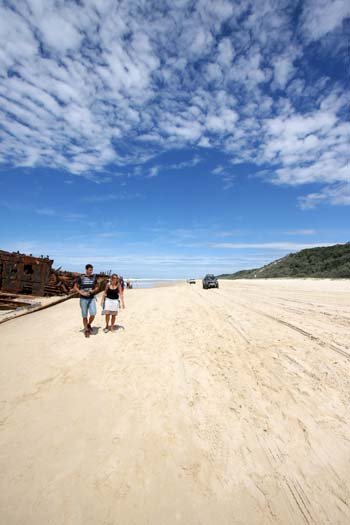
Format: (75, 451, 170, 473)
(0, 0, 349, 278)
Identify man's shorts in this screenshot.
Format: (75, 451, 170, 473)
(80, 297, 97, 318)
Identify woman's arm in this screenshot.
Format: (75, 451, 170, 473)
(101, 284, 109, 305)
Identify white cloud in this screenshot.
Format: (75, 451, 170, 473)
(189, 27, 213, 57)
(273, 56, 295, 90)
(98, 232, 120, 238)
(212, 166, 225, 175)
(217, 38, 234, 67)
(0, 236, 278, 277)
(82, 193, 140, 203)
(262, 108, 350, 187)
(285, 229, 316, 235)
(301, 0, 350, 41)
(211, 242, 337, 250)
(35, 207, 56, 216)
(206, 108, 238, 133)
(0, 8, 38, 67)
(169, 156, 201, 169)
(216, 230, 243, 238)
(37, 14, 83, 52)
(0, 0, 348, 207)
(299, 183, 350, 208)
(211, 165, 235, 189)
(147, 166, 160, 178)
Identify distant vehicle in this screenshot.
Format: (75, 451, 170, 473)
(202, 274, 219, 289)
(187, 279, 196, 284)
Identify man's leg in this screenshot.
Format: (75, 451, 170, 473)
(87, 299, 97, 332)
(80, 299, 90, 337)
(88, 315, 95, 331)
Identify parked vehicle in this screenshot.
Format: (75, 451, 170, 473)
(202, 274, 219, 289)
(187, 279, 196, 284)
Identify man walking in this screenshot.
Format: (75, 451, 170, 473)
(74, 264, 99, 338)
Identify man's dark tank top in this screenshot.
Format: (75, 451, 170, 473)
(107, 286, 119, 300)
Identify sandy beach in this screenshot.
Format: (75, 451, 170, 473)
(0, 279, 350, 525)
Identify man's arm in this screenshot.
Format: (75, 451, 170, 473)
(91, 276, 100, 295)
(73, 277, 80, 294)
(73, 277, 87, 296)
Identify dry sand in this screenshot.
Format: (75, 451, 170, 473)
(0, 279, 350, 524)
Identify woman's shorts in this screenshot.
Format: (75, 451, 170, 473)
(102, 297, 119, 315)
(80, 297, 97, 317)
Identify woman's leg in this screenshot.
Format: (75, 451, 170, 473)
(105, 314, 110, 329)
(111, 314, 117, 330)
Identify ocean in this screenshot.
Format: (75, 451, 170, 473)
(125, 279, 182, 289)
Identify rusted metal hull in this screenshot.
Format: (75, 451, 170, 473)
(0, 250, 108, 297)
(0, 250, 53, 296)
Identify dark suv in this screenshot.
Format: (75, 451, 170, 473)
(202, 274, 219, 289)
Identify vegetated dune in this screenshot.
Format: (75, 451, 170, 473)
(219, 242, 350, 279)
(0, 279, 350, 524)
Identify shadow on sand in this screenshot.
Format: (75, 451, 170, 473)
(80, 324, 125, 335)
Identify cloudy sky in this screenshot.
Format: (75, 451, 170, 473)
(0, 0, 349, 277)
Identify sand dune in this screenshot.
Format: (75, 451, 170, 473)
(0, 279, 350, 524)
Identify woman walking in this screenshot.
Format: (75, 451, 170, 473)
(119, 275, 126, 308)
(101, 274, 122, 332)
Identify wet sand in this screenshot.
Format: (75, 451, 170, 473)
(0, 279, 350, 524)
